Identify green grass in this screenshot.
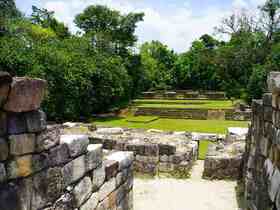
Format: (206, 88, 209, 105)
(198, 140, 213, 160)
(133, 99, 234, 109)
(92, 116, 249, 134)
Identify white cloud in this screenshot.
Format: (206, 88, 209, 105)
(38, 0, 266, 52)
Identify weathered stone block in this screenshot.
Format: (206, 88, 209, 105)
(36, 125, 60, 152)
(106, 151, 134, 171)
(104, 159, 119, 180)
(159, 144, 176, 155)
(9, 133, 36, 155)
(268, 168, 280, 201)
(49, 144, 70, 167)
(98, 177, 116, 201)
(80, 193, 98, 210)
(62, 155, 86, 186)
(53, 193, 75, 210)
(7, 112, 27, 135)
(0, 138, 9, 161)
(85, 144, 102, 171)
(7, 155, 33, 179)
(60, 135, 89, 157)
(145, 144, 159, 156)
(0, 163, 7, 183)
(32, 153, 49, 173)
(158, 162, 174, 172)
(92, 164, 106, 191)
(4, 77, 47, 112)
(25, 109, 47, 133)
(0, 111, 7, 136)
(0, 183, 21, 210)
(268, 72, 280, 93)
(73, 176, 92, 207)
(263, 93, 272, 106)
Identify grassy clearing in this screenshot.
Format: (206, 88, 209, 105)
(198, 140, 213, 160)
(92, 116, 249, 134)
(133, 99, 234, 109)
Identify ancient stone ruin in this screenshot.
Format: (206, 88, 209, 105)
(243, 72, 280, 210)
(0, 72, 134, 210)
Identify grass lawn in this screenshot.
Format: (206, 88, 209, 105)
(133, 99, 234, 109)
(92, 116, 249, 134)
(198, 140, 213, 160)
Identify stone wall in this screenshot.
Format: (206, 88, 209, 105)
(0, 72, 134, 210)
(243, 72, 280, 210)
(141, 90, 226, 100)
(135, 107, 251, 121)
(89, 128, 198, 177)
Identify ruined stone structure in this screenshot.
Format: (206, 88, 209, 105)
(0, 73, 134, 210)
(243, 72, 280, 210)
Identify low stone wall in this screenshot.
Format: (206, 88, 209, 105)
(0, 73, 134, 210)
(135, 107, 251, 121)
(89, 128, 198, 177)
(141, 90, 226, 100)
(243, 72, 280, 210)
(203, 143, 244, 180)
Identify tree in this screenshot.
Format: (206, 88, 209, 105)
(0, 0, 20, 36)
(74, 5, 144, 56)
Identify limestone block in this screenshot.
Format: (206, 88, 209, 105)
(0, 72, 12, 108)
(160, 155, 169, 162)
(106, 151, 134, 171)
(85, 144, 103, 171)
(0, 163, 7, 183)
(0, 183, 22, 210)
(0, 138, 9, 161)
(96, 127, 124, 135)
(98, 177, 116, 201)
(92, 164, 106, 191)
(268, 72, 280, 93)
(49, 144, 70, 167)
(53, 193, 75, 210)
(116, 168, 130, 187)
(7, 112, 27, 135)
(158, 144, 176, 155)
(62, 155, 86, 186)
(4, 77, 47, 112)
(263, 93, 272, 106)
(115, 185, 125, 206)
(36, 125, 60, 152)
(7, 155, 32, 179)
(144, 144, 159, 156)
(80, 193, 98, 210)
(134, 161, 157, 175)
(268, 168, 280, 201)
(73, 176, 92, 207)
(158, 162, 174, 172)
(9, 133, 36, 155)
(60, 135, 89, 157)
(0, 111, 7, 136)
(135, 155, 159, 163)
(25, 109, 47, 133)
(104, 159, 119, 180)
(32, 153, 49, 173)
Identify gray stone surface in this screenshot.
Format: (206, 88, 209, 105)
(4, 77, 47, 112)
(0, 138, 9, 161)
(268, 71, 280, 93)
(80, 193, 98, 210)
(0, 163, 7, 183)
(49, 144, 70, 167)
(92, 164, 106, 191)
(106, 151, 134, 171)
(62, 155, 86, 185)
(25, 110, 47, 133)
(73, 176, 92, 207)
(7, 113, 27, 135)
(104, 159, 119, 180)
(36, 125, 60, 152)
(53, 193, 75, 210)
(85, 144, 102, 171)
(98, 177, 116, 201)
(268, 168, 280, 201)
(9, 134, 36, 155)
(7, 155, 33, 179)
(60, 135, 89, 157)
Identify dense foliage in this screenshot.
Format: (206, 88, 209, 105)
(1, 0, 280, 120)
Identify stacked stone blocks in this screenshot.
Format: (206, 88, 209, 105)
(0, 72, 134, 210)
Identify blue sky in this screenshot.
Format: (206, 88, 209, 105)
(15, 0, 266, 52)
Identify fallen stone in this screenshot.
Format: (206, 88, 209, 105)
(60, 135, 89, 157)
(25, 109, 47, 133)
(0, 138, 8, 161)
(73, 176, 92, 207)
(106, 151, 134, 171)
(9, 134, 36, 156)
(36, 125, 60, 152)
(96, 127, 124, 135)
(92, 165, 106, 191)
(7, 113, 27, 135)
(80, 193, 98, 210)
(98, 177, 116, 201)
(85, 144, 103, 171)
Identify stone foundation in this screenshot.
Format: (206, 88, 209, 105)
(243, 72, 280, 210)
(0, 73, 134, 210)
(88, 128, 198, 177)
